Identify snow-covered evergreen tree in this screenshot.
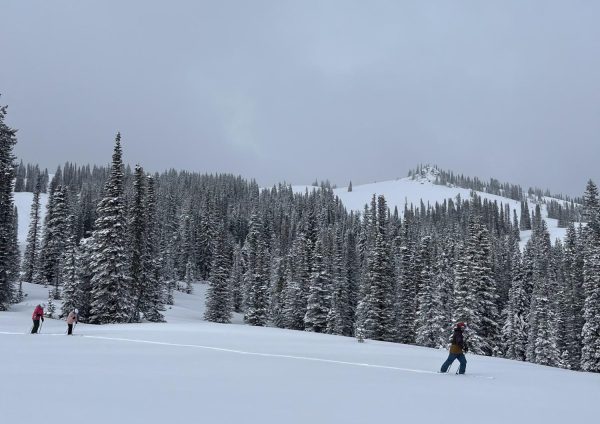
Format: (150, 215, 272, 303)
(244, 212, 269, 326)
(580, 180, 600, 372)
(282, 274, 305, 330)
(9, 207, 20, 295)
(228, 244, 244, 313)
(60, 216, 80, 318)
(563, 224, 584, 368)
(46, 290, 56, 318)
(270, 256, 286, 328)
(184, 261, 195, 294)
(304, 238, 329, 333)
(415, 236, 444, 348)
(434, 245, 455, 348)
(326, 225, 351, 336)
(140, 175, 164, 322)
(502, 245, 529, 361)
(39, 185, 69, 286)
(361, 195, 396, 342)
(396, 219, 417, 344)
(129, 165, 148, 322)
(453, 212, 499, 356)
(205, 224, 232, 323)
(520, 200, 532, 230)
(88, 133, 133, 324)
(21, 177, 43, 283)
(0, 101, 18, 310)
(526, 221, 558, 366)
(552, 240, 575, 369)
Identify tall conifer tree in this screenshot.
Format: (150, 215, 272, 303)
(0, 101, 18, 309)
(88, 133, 132, 324)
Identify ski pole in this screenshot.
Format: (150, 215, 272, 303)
(39, 320, 43, 334)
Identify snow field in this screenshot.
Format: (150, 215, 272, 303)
(1, 283, 597, 424)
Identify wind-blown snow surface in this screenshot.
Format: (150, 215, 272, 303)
(1, 283, 597, 424)
(293, 176, 570, 248)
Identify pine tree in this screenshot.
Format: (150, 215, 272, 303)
(39, 186, 69, 286)
(46, 290, 56, 318)
(453, 213, 499, 356)
(0, 101, 18, 310)
(563, 224, 584, 368)
(129, 165, 147, 322)
(270, 256, 286, 328)
(282, 271, 305, 330)
(228, 244, 244, 313)
(396, 222, 417, 344)
(326, 226, 351, 335)
(69, 238, 94, 322)
(415, 236, 444, 347)
(361, 196, 396, 341)
(502, 246, 529, 361)
(14, 160, 25, 192)
(304, 238, 329, 333)
(520, 200, 532, 231)
(21, 177, 43, 283)
(244, 212, 270, 326)
(88, 133, 132, 324)
(526, 221, 558, 366)
(9, 207, 20, 294)
(184, 261, 195, 294)
(60, 216, 80, 318)
(580, 180, 600, 372)
(552, 241, 575, 369)
(205, 224, 232, 323)
(141, 175, 165, 322)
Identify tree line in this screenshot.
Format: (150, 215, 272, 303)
(1, 102, 599, 373)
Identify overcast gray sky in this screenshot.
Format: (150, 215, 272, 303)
(1, 1, 599, 196)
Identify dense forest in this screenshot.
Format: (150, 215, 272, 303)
(1, 103, 599, 373)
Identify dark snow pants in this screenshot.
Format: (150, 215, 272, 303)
(68, 324, 73, 335)
(441, 353, 467, 374)
(31, 319, 40, 334)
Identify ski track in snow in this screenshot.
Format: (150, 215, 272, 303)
(0, 330, 494, 379)
(71, 333, 443, 376)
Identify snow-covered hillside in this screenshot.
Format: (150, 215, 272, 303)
(293, 174, 571, 248)
(1, 283, 597, 424)
(12, 170, 571, 252)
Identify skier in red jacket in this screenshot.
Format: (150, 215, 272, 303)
(31, 304, 45, 334)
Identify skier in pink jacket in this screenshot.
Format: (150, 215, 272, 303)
(31, 304, 45, 334)
(66, 309, 78, 335)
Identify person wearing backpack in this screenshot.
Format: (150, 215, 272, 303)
(440, 322, 468, 374)
(66, 309, 79, 335)
(31, 304, 45, 334)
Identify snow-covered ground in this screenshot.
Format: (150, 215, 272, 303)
(1, 283, 597, 424)
(293, 175, 570, 248)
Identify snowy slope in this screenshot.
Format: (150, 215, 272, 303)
(293, 175, 570, 247)
(1, 283, 597, 424)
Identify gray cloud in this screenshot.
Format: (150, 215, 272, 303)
(2, 0, 599, 196)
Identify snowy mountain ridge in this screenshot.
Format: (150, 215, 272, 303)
(292, 172, 572, 248)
